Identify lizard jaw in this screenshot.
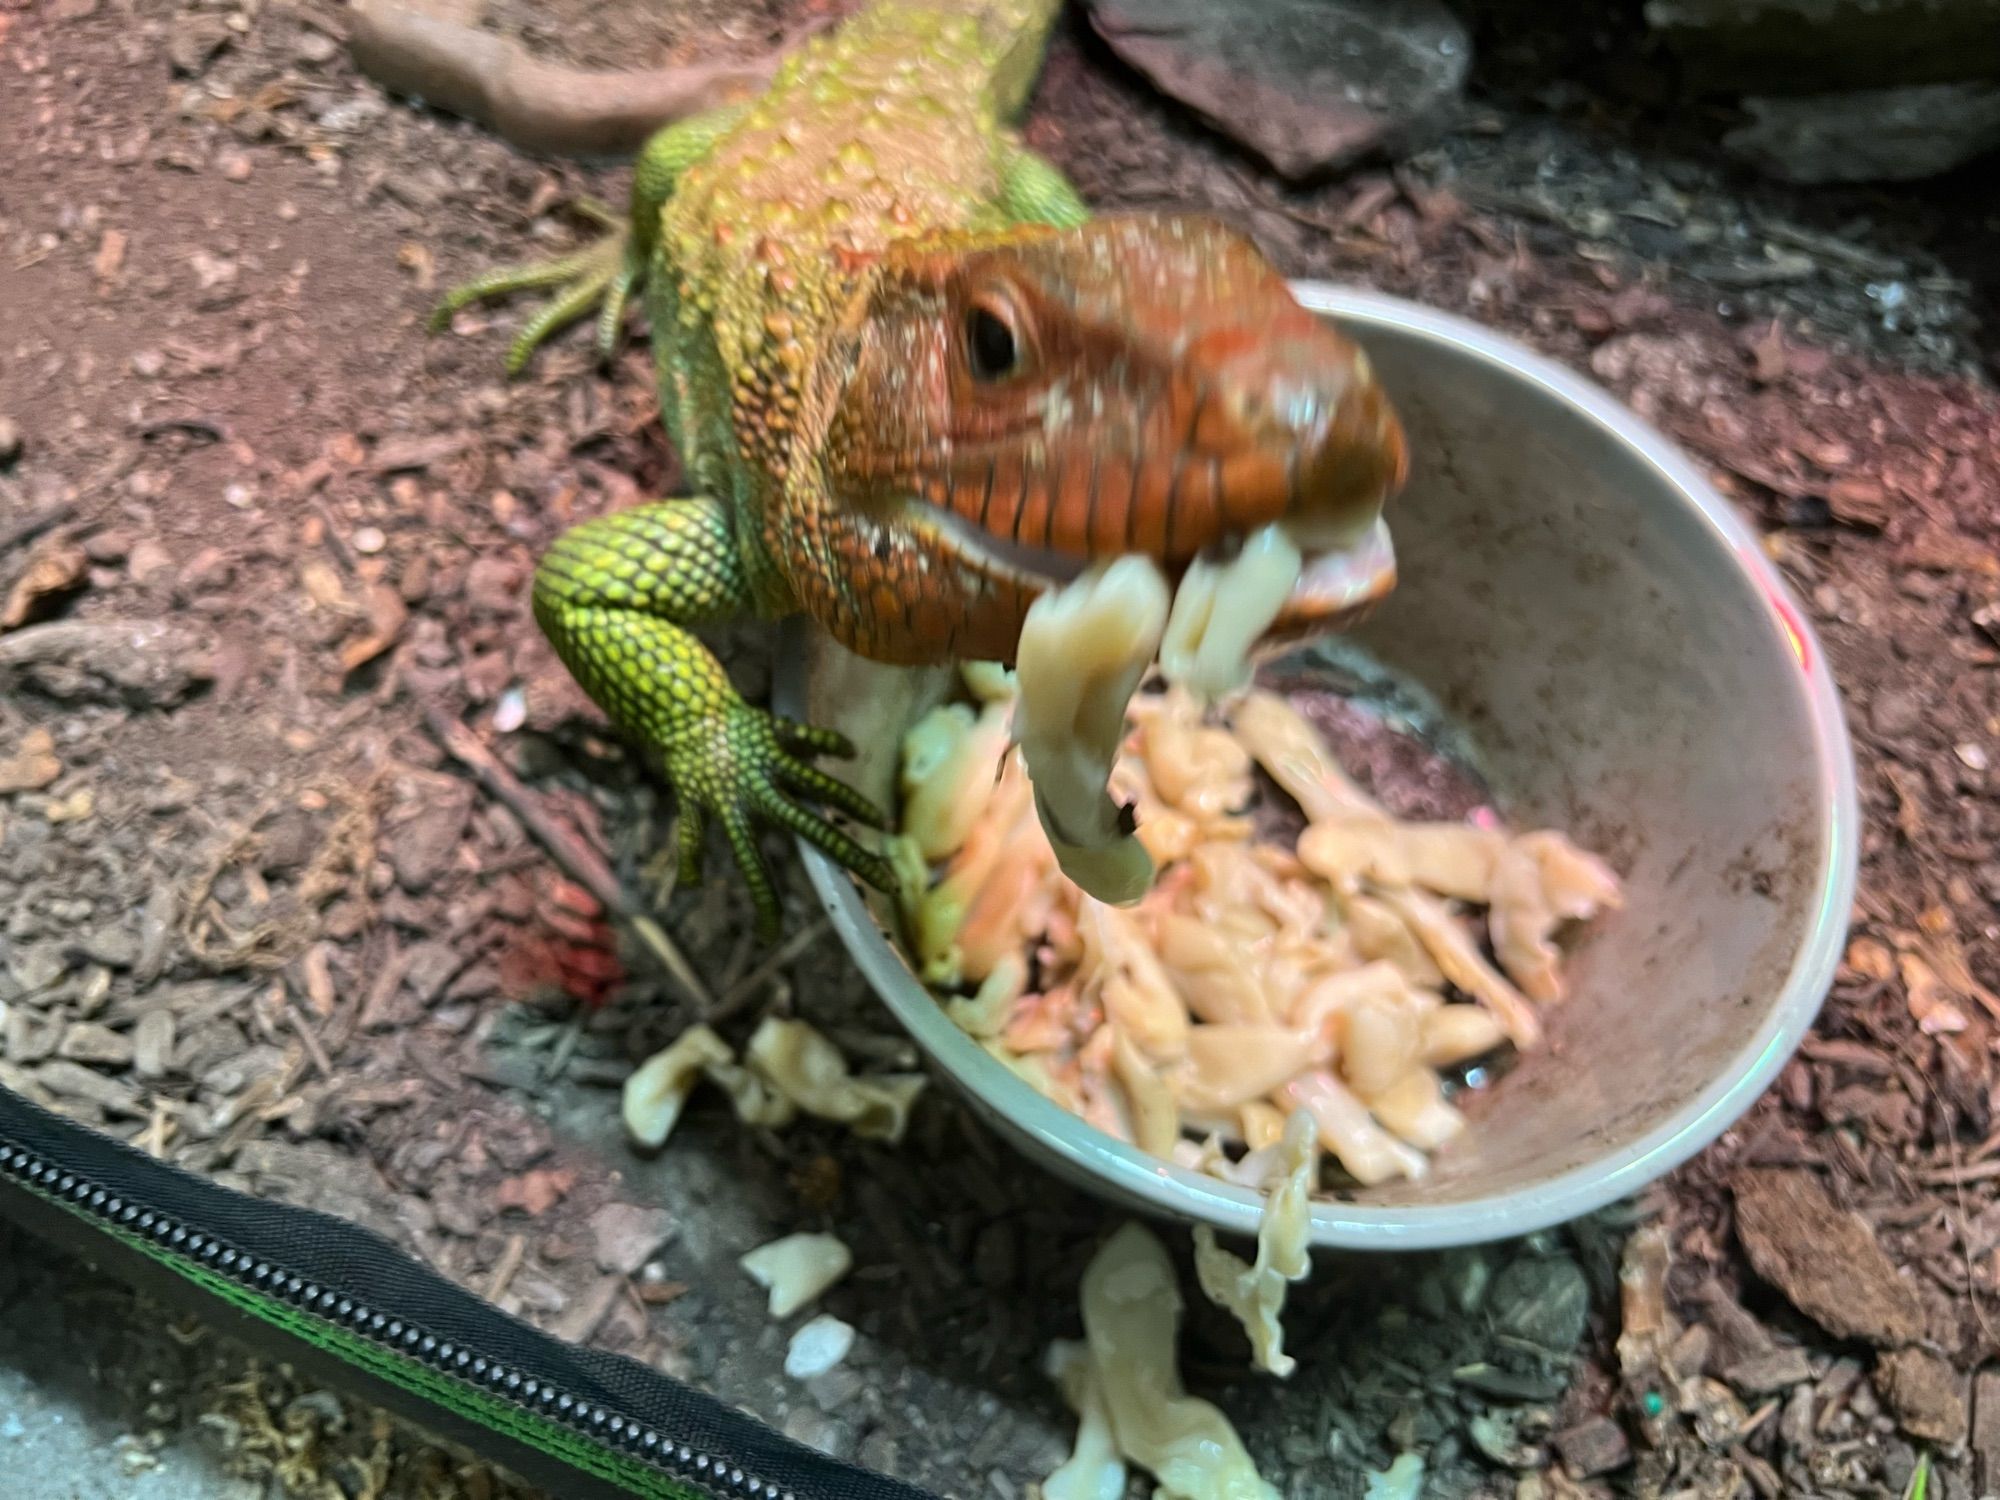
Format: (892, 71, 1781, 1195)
(912, 502, 1397, 668)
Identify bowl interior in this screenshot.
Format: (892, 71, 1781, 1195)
(778, 287, 1855, 1248)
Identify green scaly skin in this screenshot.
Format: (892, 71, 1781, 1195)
(436, 0, 1072, 939)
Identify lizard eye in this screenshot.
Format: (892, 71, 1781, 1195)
(965, 303, 1019, 382)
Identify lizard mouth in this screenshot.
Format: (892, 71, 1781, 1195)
(917, 504, 1398, 663)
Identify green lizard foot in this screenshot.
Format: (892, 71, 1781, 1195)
(667, 702, 897, 942)
(429, 204, 641, 377)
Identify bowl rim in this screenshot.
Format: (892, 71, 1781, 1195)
(776, 282, 1860, 1251)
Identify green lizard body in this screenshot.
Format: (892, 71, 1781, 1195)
(435, 0, 1408, 937)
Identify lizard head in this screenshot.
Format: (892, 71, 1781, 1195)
(820, 212, 1407, 666)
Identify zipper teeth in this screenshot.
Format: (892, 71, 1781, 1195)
(0, 1141, 796, 1500)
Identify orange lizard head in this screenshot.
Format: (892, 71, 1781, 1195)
(816, 212, 1408, 667)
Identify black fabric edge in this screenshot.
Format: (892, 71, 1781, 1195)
(0, 1085, 940, 1500)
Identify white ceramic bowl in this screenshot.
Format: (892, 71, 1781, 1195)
(771, 284, 1858, 1250)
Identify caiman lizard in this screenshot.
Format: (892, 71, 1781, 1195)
(434, 0, 1410, 938)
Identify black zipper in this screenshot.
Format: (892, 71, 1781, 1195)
(0, 1086, 938, 1500)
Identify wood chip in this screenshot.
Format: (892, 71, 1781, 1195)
(1733, 1169, 1925, 1346)
(1875, 1348, 1968, 1445)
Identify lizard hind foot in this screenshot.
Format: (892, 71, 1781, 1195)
(428, 220, 640, 376)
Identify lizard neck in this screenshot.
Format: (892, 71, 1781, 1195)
(842, 0, 1063, 120)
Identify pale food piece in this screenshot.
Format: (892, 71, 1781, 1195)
(1337, 990, 1422, 1098)
(1157, 914, 1272, 1025)
(1377, 887, 1543, 1050)
(959, 658, 1018, 703)
(1015, 557, 1171, 905)
(1298, 818, 1503, 902)
(1175, 1025, 1325, 1115)
(622, 1024, 734, 1149)
(913, 758, 1035, 982)
(1360, 1067, 1465, 1151)
(1075, 1221, 1281, 1500)
(1278, 1069, 1428, 1186)
(1043, 1340, 1128, 1500)
(744, 1017, 926, 1144)
(740, 1232, 852, 1318)
(1160, 523, 1304, 704)
(1421, 1004, 1508, 1068)
(893, 624, 1623, 1207)
(1112, 1027, 1184, 1158)
(1489, 829, 1624, 1002)
(946, 950, 1028, 1038)
(1229, 688, 1383, 821)
(1079, 899, 1190, 1061)
(1343, 892, 1446, 986)
(1192, 1109, 1316, 1377)
(898, 698, 1013, 861)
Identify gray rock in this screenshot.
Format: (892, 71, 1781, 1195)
(588, 1202, 676, 1275)
(132, 1010, 176, 1079)
(1490, 1254, 1591, 1356)
(1083, 0, 1469, 181)
(1726, 82, 2000, 183)
(1647, 0, 2000, 95)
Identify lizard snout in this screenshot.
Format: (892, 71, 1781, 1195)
(1175, 318, 1409, 558)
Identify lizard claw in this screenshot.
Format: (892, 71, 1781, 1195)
(668, 702, 897, 941)
(429, 218, 642, 376)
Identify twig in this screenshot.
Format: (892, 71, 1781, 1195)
(287, 997, 336, 1081)
(707, 916, 830, 1024)
(347, 0, 828, 158)
(420, 700, 714, 1010)
(483, 1234, 527, 1303)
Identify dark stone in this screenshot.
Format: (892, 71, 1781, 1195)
(1725, 82, 2000, 184)
(1647, 0, 2000, 95)
(1490, 1254, 1591, 1355)
(1553, 1416, 1631, 1478)
(1083, 0, 1469, 181)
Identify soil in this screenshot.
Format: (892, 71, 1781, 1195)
(3, 0, 2000, 1498)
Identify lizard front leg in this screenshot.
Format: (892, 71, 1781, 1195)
(432, 104, 747, 375)
(533, 497, 895, 939)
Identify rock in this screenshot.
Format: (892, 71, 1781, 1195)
(0, 728, 61, 793)
(388, 789, 471, 893)
(294, 28, 340, 65)
(57, 1021, 133, 1067)
(35, 1059, 141, 1114)
(1552, 1417, 1630, 1478)
(1722, 1345, 1814, 1396)
(1725, 82, 2000, 184)
(463, 557, 525, 615)
(0, 619, 214, 708)
(1871, 688, 1924, 738)
(75, 923, 139, 970)
(1875, 1349, 1967, 1445)
(1490, 1253, 1591, 1355)
(167, 14, 232, 76)
(784, 1314, 856, 1380)
(1082, 0, 1469, 181)
(0, 417, 20, 466)
(1646, 0, 2000, 95)
(1733, 1169, 1925, 1345)
(132, 1010, 176, 1079)
(779, 1405, 849, 1459)
(588, 1202, 675, 1275)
